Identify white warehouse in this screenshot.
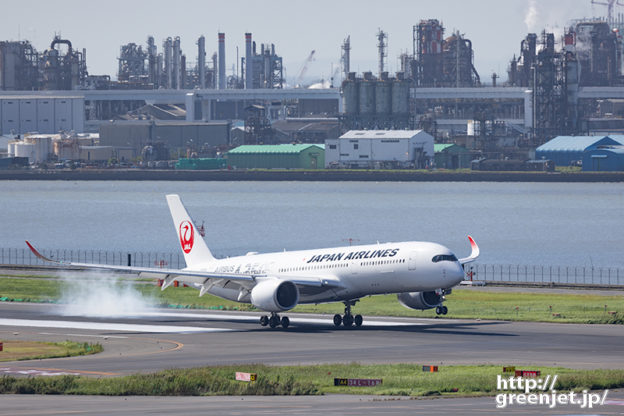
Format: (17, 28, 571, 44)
(325, 130, 434, 169)
(0, 96, 85, 135)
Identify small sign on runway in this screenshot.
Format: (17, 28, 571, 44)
(334, 378, 382, 387)
(235, 372, 257, 382)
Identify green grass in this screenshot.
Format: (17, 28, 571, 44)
(0, 364, 622, 396)
(0, 340, 102, 362)
(0, 275, 622, 324)
(293, 289, 624, 324)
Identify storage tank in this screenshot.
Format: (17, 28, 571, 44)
(375, 72, 392, 115)
(14, 142, 34, 161)
(359, 72, 376, 115)
(391, 73, 409, 115)
(7, 141, 16, 157)
(342, 73, 359, 115)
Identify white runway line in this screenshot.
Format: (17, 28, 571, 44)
(139, 311, 426, 326)
(0, 318, 232, 333)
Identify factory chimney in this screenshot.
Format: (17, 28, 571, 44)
(342, 36, 351, 79)
(173, 36, 181, 89)
(377, 29, 387, 77)
(218, 32, 226, 90)
(164, 37, 173, 89)
(245, 32, 253, 89)
(197, 35, 206, 89)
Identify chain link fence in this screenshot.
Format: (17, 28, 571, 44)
(1, 247, 623, 286)
(0, 247, 185, 270)
(466, 263, 624, 286)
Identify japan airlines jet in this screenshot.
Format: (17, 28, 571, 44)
(26, 194, 479, 329)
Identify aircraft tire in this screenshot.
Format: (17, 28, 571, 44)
(269, 315, 279, 328)
(343, 314, 354, 327)
(435, 306, 442, 315)
(281, 316, 290, 329)
(442, 306, 448, 315)
(354, 315, 363, 327)
(333, 314, 342, 327)
(260, 315, 269, 326)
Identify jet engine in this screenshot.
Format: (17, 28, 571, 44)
(397, 291, 442, 310)
(250, 279, 299, 312)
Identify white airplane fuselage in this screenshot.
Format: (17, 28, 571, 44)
(184, 241, 466, 305)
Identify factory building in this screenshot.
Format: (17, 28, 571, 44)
(271, 118, 340, 143)
(99, 120, 230, 158)
(226, 144, 324, 169)
(325, 130, 434, 169)
(0, 36, 87, 91)
(0, 96, 84, 135)
(583, 146, 624, 171)
(244, 33, 283, 89)
(535, 135, 624, 166)
(433, 143, 471, 169)
(341, 72, 411, 130)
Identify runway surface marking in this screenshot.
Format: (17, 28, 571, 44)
(0, 318, 232, 333)
(138, 311, 427, 326)
(0, 367, 119, 376)
(38, 332, 128, 339)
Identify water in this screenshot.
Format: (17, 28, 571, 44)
(1, 180, 623, 268)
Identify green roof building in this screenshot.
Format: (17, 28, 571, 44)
(226, 144, 325, 169)
(434, 143, 471, 169)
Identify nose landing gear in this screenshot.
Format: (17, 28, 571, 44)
(333, 300, 363, 328)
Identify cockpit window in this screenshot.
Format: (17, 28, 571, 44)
(432, 254, 458, 263)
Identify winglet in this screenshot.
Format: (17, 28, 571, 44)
(459, 235, 480, 265)
(25, 241, 59, 264)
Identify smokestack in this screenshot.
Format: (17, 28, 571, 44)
(173, 36, 181, 89)
(164, 37, 173, 88)
(218, 32, 226, 90)
(342, 36, 351, 80)
(197, 36, 206, 89)
(245, 32, 253, 89)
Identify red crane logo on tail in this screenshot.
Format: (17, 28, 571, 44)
(179, 221, 194, 254)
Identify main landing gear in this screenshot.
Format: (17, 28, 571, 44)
(333, 300, 363, 328)
(260, 312, 290, 329)
(435, 305, 448, 315)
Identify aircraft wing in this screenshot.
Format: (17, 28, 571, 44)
(26, 240, 256, 283)
(26, 241, 344, 291)
(458, 235, 480, 265)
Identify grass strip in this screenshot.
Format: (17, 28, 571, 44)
(1, 276, 622, 324)
(0, 364, 622, 396)
(0, 340, 102, 362)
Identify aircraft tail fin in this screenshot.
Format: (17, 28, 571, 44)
(166, 194, 215, 267)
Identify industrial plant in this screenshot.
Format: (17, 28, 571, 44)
(3, 2, 624, 172)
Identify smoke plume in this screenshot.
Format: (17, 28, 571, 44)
(525, 0, 539, 32)
(57, 270, 156, 317)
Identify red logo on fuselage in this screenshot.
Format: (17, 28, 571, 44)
(179, 221, 194, 254)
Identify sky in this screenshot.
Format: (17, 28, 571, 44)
(0, 0, 605, 85)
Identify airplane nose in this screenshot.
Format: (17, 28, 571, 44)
(451, 263, 465, 284)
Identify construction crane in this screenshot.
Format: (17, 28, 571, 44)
(295, 50, 315, 87)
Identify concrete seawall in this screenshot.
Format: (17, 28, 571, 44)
(1, 169, 624, 182)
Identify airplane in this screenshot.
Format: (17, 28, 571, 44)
(26, 194, 479, 329)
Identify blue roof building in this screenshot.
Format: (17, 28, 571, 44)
(583, 146, 624, 171)
(535, 136, 623, 167)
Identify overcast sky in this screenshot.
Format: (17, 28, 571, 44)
(1, 0, 604, 84)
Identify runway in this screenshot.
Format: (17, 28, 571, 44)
(2, 302, 624, 415)
(0, 301, 623, 377)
